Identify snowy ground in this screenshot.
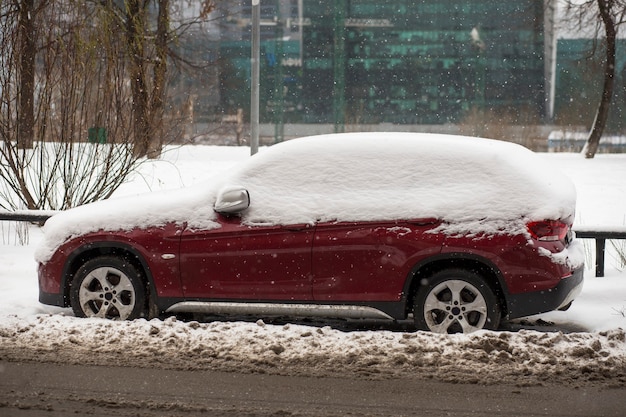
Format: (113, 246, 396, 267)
(1, 144, 625, 388)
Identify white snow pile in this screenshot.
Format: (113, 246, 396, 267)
(36, 132, 577, 262)
(0, 314, 624, 387)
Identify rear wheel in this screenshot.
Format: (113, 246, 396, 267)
(414, 269, 500, 334)
(70, 256, 147, 320)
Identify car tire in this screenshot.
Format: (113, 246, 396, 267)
(414, 269, 501, 334)
(70, 256, 147, 320)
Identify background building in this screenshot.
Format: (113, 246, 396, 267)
(212, 0, 555, 134)
(302, 1, 553, 127)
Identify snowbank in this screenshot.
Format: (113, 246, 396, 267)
(0, 314, 624, 387)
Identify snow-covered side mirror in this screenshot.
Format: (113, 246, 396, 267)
(214, 185, 250, 215)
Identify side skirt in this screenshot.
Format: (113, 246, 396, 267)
(165, 301, 397, 320)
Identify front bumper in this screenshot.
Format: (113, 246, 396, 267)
(505, 264, 585, 320)
(39, 289, 67, 308)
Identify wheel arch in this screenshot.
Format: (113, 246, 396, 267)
(404, 254, 509, 319)
(60, 242, 157, 314)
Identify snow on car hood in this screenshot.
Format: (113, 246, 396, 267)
(36, 132, 577, 263)
(34, 184, 221, 263)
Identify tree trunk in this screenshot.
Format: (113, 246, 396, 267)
(584, 0, 617, 158)
(126, 0, 151, 158)
(146, 0, 169, 159)
(17, 0, 35, 150)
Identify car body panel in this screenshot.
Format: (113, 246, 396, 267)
(38, 224, 184, 302)
(441, 232, 573, 295)
(38, 219, 583, 324)
(312, 220, 443, 302)
(179, 215, 314, 300)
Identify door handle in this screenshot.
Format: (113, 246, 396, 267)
(281, 223, 313, 232)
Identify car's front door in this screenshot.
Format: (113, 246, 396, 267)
(178, 215, 314, 300)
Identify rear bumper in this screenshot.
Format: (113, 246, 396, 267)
(505, 264, 584, 320)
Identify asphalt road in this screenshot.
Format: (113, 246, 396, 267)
(0, 360, 623, 417)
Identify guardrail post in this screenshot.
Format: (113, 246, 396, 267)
(595, 238, 606, 278)
(573, 229, 626, 278)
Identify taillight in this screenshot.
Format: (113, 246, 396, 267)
(527, 220, 569, 242)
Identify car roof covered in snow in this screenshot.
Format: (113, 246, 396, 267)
(229, 132, 576, 227)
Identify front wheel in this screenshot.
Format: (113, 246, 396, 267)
(414, 269, 501, 334)
(70, 256, 147, 320)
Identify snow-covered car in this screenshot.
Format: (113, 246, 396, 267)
(36, 133, 584, 333)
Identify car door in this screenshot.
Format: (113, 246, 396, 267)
(178, 214, 314, 301)
(311, 220, 443, 302)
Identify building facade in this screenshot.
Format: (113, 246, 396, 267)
(215, 0, 555, 129)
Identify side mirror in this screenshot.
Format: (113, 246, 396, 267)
(214, 185, 250, 215)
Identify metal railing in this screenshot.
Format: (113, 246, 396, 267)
(0, 209, 58, 223)
(573, 227, 626, 277)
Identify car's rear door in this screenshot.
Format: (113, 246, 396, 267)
(311, 220, 443, 302)
(178, 214, 314, 300)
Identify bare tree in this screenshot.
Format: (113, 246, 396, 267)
(0, 1, 140, 211)
(0, 0, 219, 210)
(562, 0, 626, 158)
(0, 0, 219, 214)
(15, 0, 45, 150)
(150, 0, 169, 157)
(96, 0, 216, 158)
(124, 0, 153, 158)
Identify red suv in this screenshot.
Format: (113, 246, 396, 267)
(37, 133, 584, 333)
